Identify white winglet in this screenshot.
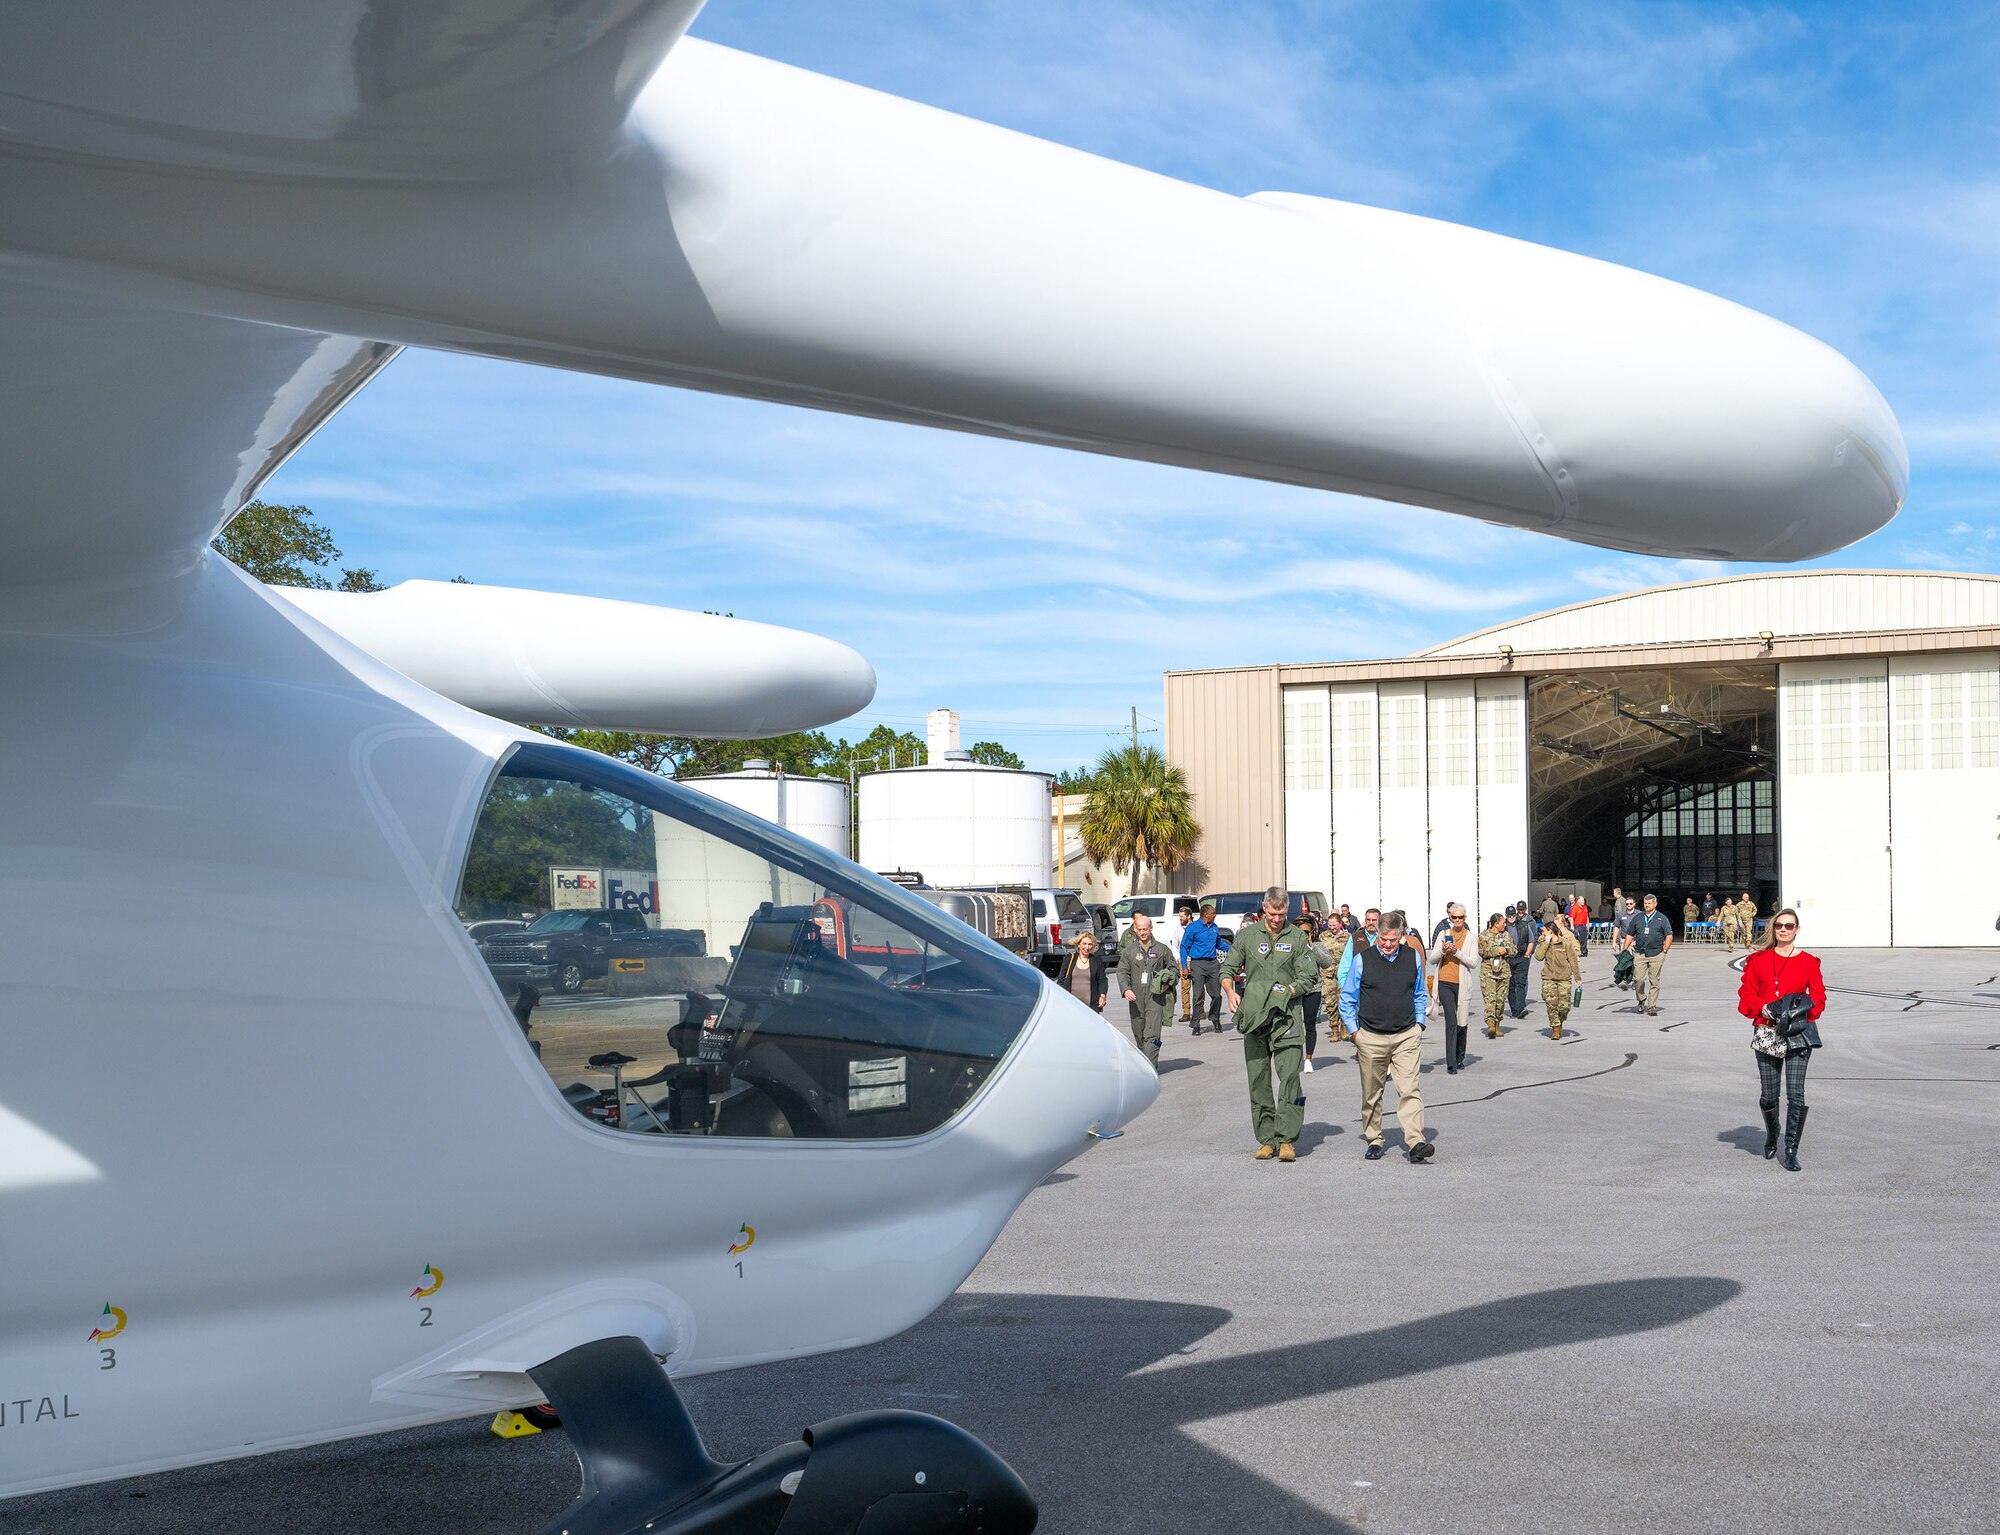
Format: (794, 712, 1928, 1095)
(276, 580, 874, 736)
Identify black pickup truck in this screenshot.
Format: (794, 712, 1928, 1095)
(478, 908, 704, 994)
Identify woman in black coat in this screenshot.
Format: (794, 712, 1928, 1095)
(1066, 931, 1109, 1012)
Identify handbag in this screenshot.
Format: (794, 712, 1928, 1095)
(1769, 989, 1822, 1050)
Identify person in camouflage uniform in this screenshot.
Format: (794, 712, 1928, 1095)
(1735, 894, 1759, 947)
(1478, 912, 1515, 1039)
(1318, 919, 1356, 1043)
(1533, 918, 1582, 1038)
(1720, 898, 1742, 952)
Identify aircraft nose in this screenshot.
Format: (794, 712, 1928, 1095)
(1005, 980, 1159, 1150)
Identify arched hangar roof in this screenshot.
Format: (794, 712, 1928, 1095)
(1420, 570, 2000, 658)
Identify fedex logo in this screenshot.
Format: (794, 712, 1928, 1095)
(554, 871, 600, 893)
(606, 872, 661, 916)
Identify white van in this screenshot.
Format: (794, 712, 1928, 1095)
(1109, 892, 1201, 950)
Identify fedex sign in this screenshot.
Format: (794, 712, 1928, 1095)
(550, 867, 603, 910)
(550, 865, 661, 922)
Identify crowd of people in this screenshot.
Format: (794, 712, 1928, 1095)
(1064, 886, 1825, 1173)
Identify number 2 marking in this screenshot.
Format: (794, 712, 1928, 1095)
(419, 1307, 433, 1327)
(99, 1348, 116, 1371)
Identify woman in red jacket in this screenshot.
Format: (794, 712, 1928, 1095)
(1735, 907, 1825, 1171)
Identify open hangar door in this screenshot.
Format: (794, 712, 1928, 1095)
(1529, 664, 1779, 928)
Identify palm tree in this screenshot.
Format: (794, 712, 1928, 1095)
(1077, 745, 1200, 896)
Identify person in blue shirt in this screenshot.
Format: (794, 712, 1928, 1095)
(1338, 909, 1433, 1162)
(1335, 907, 1382, 990)
(1179, 898, 1223, 1035)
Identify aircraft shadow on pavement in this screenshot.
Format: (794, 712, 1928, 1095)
(1155, 1056, 1203, 1075)
(686, 1277, 1742, 1534)
(16, 1280, 1737, 1535)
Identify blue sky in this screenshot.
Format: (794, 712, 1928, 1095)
(264, 0, 2000, 772)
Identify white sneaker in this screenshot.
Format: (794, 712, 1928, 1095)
(1301, 1057, 1316, 1072)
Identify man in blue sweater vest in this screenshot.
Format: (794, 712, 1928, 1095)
(1338, 908, 1434, 1162)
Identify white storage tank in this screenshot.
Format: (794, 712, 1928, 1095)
(860, 754, 1054, 886)
(680, 762, 851, 858)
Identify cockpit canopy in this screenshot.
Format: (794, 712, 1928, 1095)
(456, 743, 1042, 1141)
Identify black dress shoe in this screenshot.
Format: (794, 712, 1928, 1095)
(1364, 1144, 1385, 1161)
(1409, 1141, 1435, 1163)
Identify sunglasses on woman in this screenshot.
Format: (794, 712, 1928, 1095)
(1773, 922, 1797, 931)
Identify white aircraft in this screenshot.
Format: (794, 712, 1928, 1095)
(0, 3, 1904, 1531)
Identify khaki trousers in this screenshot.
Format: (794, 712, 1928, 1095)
(1354, 1023, 1425, 1149)
(1633, 951, 1667, 1011)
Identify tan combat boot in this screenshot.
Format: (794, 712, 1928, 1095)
(1255, 1144, 1276, 1161)
(1278, 1143, 1296, 1163)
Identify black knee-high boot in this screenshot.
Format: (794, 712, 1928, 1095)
(1760, 1101, 1780, 1160)
(1781, 1103, 1808, 1172)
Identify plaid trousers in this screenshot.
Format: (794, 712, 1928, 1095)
(1755, 1046, 1810, 1108)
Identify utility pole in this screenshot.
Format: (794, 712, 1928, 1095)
(1130, 706, 1139, 751)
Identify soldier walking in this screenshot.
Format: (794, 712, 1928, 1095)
(1219, 887, 1316, 1162)
(1720, 898, 1741, 952)
(1735, 893, 1759, 946)
(1319, 917, 1357, 1043)
(1478, 912, 1515, 1039)
(1533, 918, 1582, 1038)
(1116, 912, 1177, 1067)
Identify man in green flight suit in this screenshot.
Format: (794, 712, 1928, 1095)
(1220, 886, 1317, 1162)
(1116, 911, 1178, 1067)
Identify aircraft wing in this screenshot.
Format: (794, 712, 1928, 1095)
(0, 10, 1905, 592)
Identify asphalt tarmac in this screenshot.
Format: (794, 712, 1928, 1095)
(6, 943, 1996, 1534)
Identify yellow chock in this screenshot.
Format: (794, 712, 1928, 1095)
(489, 1410, 543, 1439)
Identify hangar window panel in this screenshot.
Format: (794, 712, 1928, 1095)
(1282, 688, 1327, 791)
(1427, 693, 1471, 786)
(1380, 694, 1423, 789)
(1329, 694, 1377, 791)
(1783, 678, 1816, 774)
(1474, 690, 1521, 785)
(1970, 672, 1999, 766)
(455, 743, 1040, 1142)
(1893, 674, 1926, 768)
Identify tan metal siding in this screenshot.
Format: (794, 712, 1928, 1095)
(1166, 666, 1282, 892)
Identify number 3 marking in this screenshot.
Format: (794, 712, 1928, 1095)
(100, 1348, 116, 1370)
(419, 1307, 433, 1327)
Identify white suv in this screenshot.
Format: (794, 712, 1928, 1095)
(1109, 893, 1201, 949)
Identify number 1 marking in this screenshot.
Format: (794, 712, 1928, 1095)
(733, 1262, 743, 1278)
